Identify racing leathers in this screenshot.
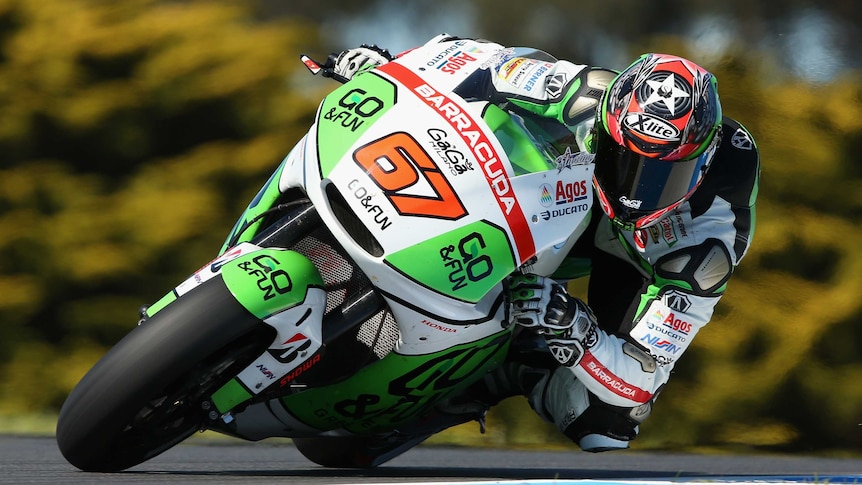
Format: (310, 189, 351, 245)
(332, 34, 761, 452)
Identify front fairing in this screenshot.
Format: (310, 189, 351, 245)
(297, 43, 593, 313)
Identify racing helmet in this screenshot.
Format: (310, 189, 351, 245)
(592, 53, 723, 230)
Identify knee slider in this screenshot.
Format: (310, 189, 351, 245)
(562, 394, 652, 452)
(529, 367, 656, 452)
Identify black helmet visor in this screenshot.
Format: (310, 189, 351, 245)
(592, 127, 709, 224)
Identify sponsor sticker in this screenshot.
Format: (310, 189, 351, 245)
(629, 300, 693, 365)
(546, 72, 568, 98)
(623, 112, 681, 141)
(663, 290, 692, 313)
(731, 127, 754, 150)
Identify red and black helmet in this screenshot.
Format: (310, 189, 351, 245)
(592, 53, 723, 230)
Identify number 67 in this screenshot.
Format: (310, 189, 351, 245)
(353, 132, 468, 221)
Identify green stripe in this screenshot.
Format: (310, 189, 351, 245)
(145, 291, 177, 317)
(211, 378, 253, 414)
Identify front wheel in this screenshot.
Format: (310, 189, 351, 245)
(56, 276, 274, 472)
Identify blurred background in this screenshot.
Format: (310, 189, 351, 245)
(1, 0, 861, 455)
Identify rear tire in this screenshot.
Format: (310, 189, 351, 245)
(56, 277, 273, 472)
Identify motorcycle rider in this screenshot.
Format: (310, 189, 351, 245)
(326, 35, 760, 452)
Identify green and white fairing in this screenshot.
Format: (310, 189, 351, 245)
(164, 38, 595, 438)
(289, 41, 592, 340)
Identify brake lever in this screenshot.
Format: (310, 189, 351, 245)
(299, 54, 349, 84)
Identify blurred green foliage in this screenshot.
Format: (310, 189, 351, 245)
(0, 0, 321, 413)
(1, 0, 861, 455)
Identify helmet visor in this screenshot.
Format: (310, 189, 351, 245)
(593, 127, 711, 225)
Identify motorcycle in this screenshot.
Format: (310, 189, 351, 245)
(55, 37, 598, 472)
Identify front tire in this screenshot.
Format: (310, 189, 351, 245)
(56, 277, 273, 472)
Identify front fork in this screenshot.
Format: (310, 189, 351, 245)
(206, 247, 327, 417)
(144, 242, 328, 424)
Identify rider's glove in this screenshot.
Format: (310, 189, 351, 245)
(331, 45, 393, 81)
(509, 274, 598, 367)
(509, 274, 563, 331)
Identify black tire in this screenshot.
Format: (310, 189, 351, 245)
(56, 276, 273, 472)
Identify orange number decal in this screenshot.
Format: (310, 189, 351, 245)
(354, 132, 467, 220)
